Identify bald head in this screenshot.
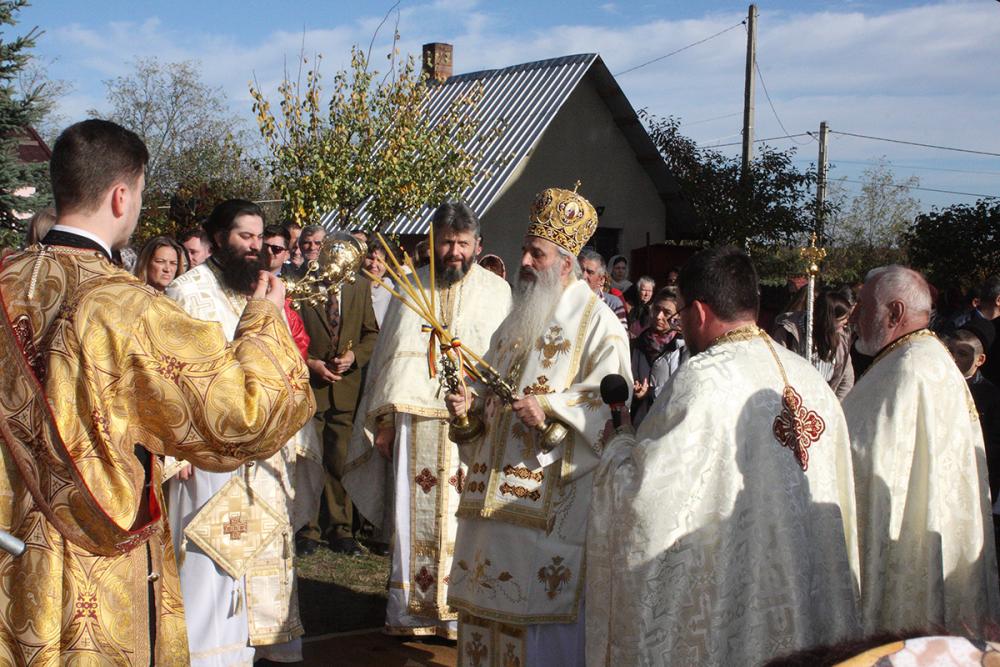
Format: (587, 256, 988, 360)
(854, 265, 932, 356)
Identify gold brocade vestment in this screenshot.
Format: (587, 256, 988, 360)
(0, 245, 313, 665)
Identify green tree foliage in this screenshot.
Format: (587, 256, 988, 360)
(905, 198, 1000, 291)
(642, 113, 819, 254)
(0, 0, 50, 248)
(91, 58, 265, 243)
(250, 45, 503, 231)
(822, 158, 918, 282)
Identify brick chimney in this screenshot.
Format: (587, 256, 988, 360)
(422, 42, 453, 82)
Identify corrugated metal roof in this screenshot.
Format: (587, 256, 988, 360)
(320, 53, 599, 235)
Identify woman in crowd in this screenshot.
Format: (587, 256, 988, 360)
(630, 288, 687, 427)
(627, 276, 657, 339)
(134, 236, 186, 292)
(772, 288, 855, 399)
(609, 254, 632, 293)
(364, 244, 394, 327)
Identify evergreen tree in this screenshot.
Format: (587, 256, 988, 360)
(0, 0, 49, 247)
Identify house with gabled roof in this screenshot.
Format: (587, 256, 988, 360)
(322, 43, 697, 272)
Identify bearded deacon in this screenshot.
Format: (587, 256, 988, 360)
(344, 202, 512, 639)
(444, 187, 632, 667)
(844, 265, 1000, 635)
(165, 200, 309, 665)
(586, 247, 860, 667)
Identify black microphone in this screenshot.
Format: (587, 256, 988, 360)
(600, 374, 630, 428)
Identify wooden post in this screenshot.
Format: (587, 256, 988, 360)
(741, 4, 757, 178)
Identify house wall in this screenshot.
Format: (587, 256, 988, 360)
(478, 72, 667, 276)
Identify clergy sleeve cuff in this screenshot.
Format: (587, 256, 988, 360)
(536, 394, 554, 417)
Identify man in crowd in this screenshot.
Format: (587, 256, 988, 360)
(587, 247, 859, 667)
(976, 275, 1000, 384)
(579, 248, 627, 328)
(295, 230, 380, 556)
(166, 200, 312, 664)
(345, 202, 511, 639)
(844, 265, 1000, 635)
(178, 226, 212, 267)
(283, 220, 304, 274)
(285, 224, 325, 280)
(444, 187, 631, 665)
(261, 223, 326, 544)
(0, 119, 312, 664)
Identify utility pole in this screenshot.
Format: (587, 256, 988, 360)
(740, 3, 757, 178)
(815, 121, 830, 241)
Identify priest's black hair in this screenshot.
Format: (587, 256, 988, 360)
(678, 246, 760, 322)
(204, 199, 265, 252)
(431, 201, 480, 240)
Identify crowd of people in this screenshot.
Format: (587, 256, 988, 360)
(1, 117, 999, 667)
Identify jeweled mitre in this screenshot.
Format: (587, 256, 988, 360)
(527, 186, 598, 256)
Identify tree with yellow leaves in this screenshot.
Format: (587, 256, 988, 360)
(250, 44, 502, 231)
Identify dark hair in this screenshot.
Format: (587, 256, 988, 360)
(176, 228, 209, 245)
(50, 119, 149, 215)
(283, 220, 302, 232)
(431, 201, 480, 239)
(263, 224, 290, 245)
(982, 276, 1000, 304)
(678, 246, 759, 321)
(653, 287, 678, 304)
(813, 290, 852, 362)
(133, 236, 186, 285)
(203, 199, 264, 252)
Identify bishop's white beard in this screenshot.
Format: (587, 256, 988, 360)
(494, 263, 564, 352)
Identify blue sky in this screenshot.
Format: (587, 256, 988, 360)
(13, 0, 1000, 211)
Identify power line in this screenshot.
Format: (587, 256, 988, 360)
(614, 20, 746, 77)
(792, 157, 1000, 177)
(683, 111, 743, 127)
(698, 132, 810, 149)
(749, 30, 811, 146)
(830, 130, 1000, 158)
(837, 178, 996, 199)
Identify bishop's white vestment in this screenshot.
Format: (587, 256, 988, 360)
(843, 330, 1000, 635)
(344, 263, 511, 638)
(587, 326, 860, 667)
(448, 279, 632, 667)
(165, 262, 308, 665)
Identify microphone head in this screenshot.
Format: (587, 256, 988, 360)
(600, 374, 630, 405)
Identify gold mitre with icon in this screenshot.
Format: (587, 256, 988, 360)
(527, 182, 598, 256)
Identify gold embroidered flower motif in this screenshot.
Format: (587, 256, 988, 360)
(502, 464, 543, 483)
(11, 314, 45, 381)
(448, 468, 465, 493)
(74, 591, 98, 621)
(772, 386, 825, 471)
(465, 632, 488, 667)
(415, 468, 438, 494)
(502, 643, 521, 667)
(156, 353, 188, 383)
(523, 375, 553, 396)
(537, 556, 572, 599)
(535, 326, 571, 369)
(499, 483, 541, 501)
(414, 566, 435, 593)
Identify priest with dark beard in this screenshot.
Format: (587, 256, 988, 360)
(165, 199, 311, 664)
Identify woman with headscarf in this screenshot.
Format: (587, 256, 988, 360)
(609, 254, 632, 292)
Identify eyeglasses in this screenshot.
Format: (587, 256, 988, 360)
(264, 243, 288, 254)
(670, 300, 694, 323)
